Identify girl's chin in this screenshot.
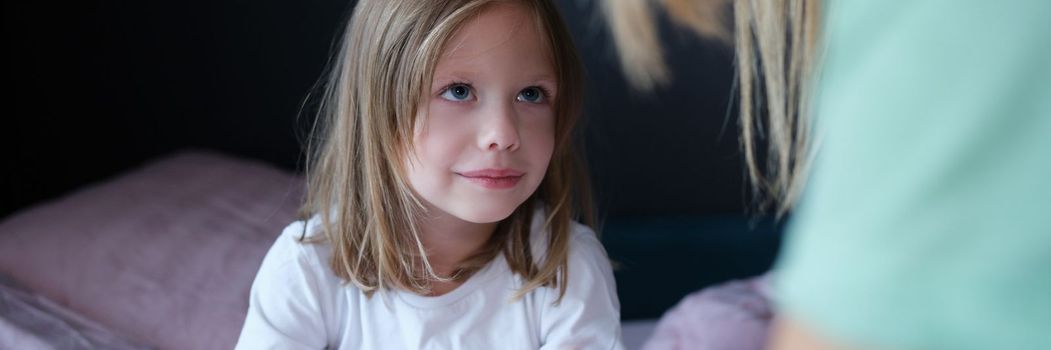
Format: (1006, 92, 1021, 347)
(451, 208, 516, 224)
(445, 201, 523, 224)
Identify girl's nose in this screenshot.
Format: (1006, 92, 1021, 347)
(478, 101, 520, 152)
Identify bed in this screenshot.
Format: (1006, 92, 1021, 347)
(0, 151, 773, 349)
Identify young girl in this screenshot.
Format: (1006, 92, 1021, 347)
(236, 0, 623, 348)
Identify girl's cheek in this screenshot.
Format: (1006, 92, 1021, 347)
(525, 109, 556, 134)
(421, 103, 463, 132)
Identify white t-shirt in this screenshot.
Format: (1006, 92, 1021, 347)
(236, 212, 624, 350)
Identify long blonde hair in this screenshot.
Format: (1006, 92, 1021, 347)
(301, 0, 592, 301)
(602, 0, 821, 215)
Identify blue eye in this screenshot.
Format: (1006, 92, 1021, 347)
(517, 87, 545, 103)
(440, 84, 472, 101)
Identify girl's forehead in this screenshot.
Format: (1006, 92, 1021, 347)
(439, 2, 552, 62)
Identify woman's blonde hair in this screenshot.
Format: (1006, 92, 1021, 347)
(602, 0, 821, 216)
(300, 0, 591, 301)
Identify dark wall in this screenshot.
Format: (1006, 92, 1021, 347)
(5, 0, 746, 218)
(563, 3, 744, 216)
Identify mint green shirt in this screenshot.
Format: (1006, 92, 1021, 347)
(775, 1, 1051, 349)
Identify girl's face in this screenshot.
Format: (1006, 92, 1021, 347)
(407, 2, 557, 224)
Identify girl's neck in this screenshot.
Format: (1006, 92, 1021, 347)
(417, 210, 497, 278)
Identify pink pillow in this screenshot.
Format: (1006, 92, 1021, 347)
(0, 151, 303, 349)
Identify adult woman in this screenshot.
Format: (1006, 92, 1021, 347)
(604, 0, 1051, 349)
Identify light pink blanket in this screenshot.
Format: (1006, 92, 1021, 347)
(641, 274, 774, 350)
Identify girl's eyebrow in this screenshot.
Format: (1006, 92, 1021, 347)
(528, 75, 557, 86)
(431, 72, 558, 87)
(432, 72, 477, 83)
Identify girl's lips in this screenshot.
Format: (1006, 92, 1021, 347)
(458, 169, 524, 189)
(458, 169, 524, 177)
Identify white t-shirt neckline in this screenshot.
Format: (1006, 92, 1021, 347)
(393, 253, 508, 309)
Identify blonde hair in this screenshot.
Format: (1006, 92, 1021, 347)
(602, 0, 821, 215)
(301, 0, 592, 301)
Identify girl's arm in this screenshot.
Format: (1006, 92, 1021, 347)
(539, 225, 625, 350)
(236, 221, 330, 349)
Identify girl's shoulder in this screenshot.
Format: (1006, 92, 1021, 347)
(524, 210, 622, 348)
(527, 208, 604, 258)
(525, 209, 611, 282)
(268, 216, 330, 260)
(240, 218, 348, 348)
(258, 217, 343, 290)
